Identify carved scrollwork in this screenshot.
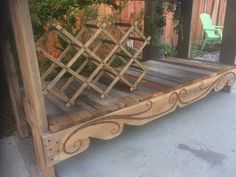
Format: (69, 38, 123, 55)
(178, 72, 236, 105)
(62, 72, 236, 155)
(63, 121, 121, 154)
(63, 101, 153, 154)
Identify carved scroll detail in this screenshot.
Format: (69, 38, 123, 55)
(62, 72, 235, 155)
(43, 71, 236, 167)
(178, 72, 235, 105)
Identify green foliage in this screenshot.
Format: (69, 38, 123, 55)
(190, 43, 204, 58)
(145, 0, 181, 43)
(162, 43, 177, 57)
(29, 0, 122, 38)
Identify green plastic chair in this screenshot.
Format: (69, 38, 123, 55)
(200, 13, 223, 51)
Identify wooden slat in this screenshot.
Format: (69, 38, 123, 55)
(161, 57, 233, 72)
(46, 94, 94, 133)
(96, 82, 140, 107)
(145, 60, 216, 76)
(142, 61, 212, 84)
(99, 75, 158, 102)
(2, 40, 29, 138)
(126, 67, 181, 89)
(45, 58, 236, 135)
(131, 66, 187, 84)
(42, 65, 236, 166)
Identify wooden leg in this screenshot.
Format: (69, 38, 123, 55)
(32, 128, 55, 177)
(8, 0, 54, 175)
(201, 39, 208, 51)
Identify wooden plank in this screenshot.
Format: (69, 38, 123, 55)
(99, 75, 159, 101)
(126, 67, 182, 89)
(8, 0, 55, 176)
(42, 66, 236, 166)
(2, 40, 29, 138)
(161, 57, 232, 72)
(142, 61, 212, 83)
(9, 0, 48, 131)
(130, 66, 187, 84)
(95, 82, 140, 107)
(83, 90, 125, 112)
(46, 94, 93, 133)
(124, 74, 172, 93)
(219, 0, 236, 65)
(211, 0, 220, 25)
(45, 98, 74, 133)
(177, 0, 194, 58)
(145, 60, 215, 76)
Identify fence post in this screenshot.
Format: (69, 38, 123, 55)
(177, 0, 194, 59)
(219, 0, 236, 65)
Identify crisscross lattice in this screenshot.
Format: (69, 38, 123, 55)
(36, 22, 150, 107)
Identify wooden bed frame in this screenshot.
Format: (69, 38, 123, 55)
(2, 1, 236, 177)
(41, 58, 236, 167)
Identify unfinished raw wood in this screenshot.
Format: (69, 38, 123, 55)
(36, 22, 150, 107)
(42, 63, 236, 166)
(8, 0, 55, 176)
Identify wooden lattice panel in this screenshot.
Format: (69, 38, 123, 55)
(36, 22, 151, 107)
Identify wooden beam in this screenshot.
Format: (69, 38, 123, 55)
(219, 0, 236, 65)
(177, 0, 194, 58)
(0, 0, 28, 138)
(142, 0, 163, 60)
(8, 0, 55, 176)
(8, 0, 48, 132)
(3, 40, 29, 138)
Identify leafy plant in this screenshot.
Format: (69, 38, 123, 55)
(162, 43, 177, 57)
(29, 0, 123, 38)
(190, 43, 204, 58)
(145, 0, 181, 46)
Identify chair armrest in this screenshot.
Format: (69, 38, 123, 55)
(203, 28, 218, 31)
(214, 26, 223, 29)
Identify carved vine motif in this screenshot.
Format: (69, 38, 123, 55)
(62, 72, 235, 155)
(63, 92, 179, 154)
(178, 72, 235, 105)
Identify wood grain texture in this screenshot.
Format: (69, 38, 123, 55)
(36, 23, 150, 107)
(9, 0, 55, 176)
(177, 0, 194, 58)
(3, 40, 29, 138)
(46, 58, 234, 134)
(219, 0, 236, 65)
(42, 66, 236, 166)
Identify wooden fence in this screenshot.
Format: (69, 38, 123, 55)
(99, 0, 227, 45)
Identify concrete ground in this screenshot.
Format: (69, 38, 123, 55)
(1, 84, 236, 177)
(194, 52, 220, 62)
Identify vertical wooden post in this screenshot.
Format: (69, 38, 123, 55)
(3, 40, 29, 138)
(177, 0, 194, 59)
(142, 0, 163, 61)
(219, 0, 236, 65)
(0, 0, 28, 138)
(8, 0, 55, 176)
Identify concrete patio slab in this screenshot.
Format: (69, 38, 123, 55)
(1, 88, 236, 177)
(0, 137, 31, 177)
